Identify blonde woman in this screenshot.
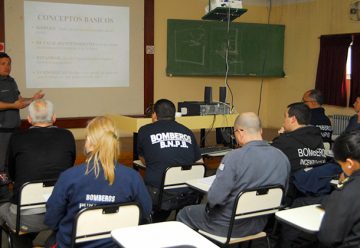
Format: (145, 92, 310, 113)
(44, 116, 151, 248)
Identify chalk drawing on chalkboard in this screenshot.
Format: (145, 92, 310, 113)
(213, 29, 244, 68)
(174, 29, 206, 65)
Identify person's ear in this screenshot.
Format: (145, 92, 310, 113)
(27, 116, 32, 125)
(346, 158, 354, 169)
(152, 112, 158, 122)
(51, 114, 56, 124)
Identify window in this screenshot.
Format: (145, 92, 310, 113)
(315, 34, 360, 107)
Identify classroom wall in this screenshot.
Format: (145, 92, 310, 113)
(4, 0, 357, 130)
(266, 0, 359, 127)
(154, 0, 358, 129)
(154, 0, 271, 126)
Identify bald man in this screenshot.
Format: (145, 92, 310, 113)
(177, 112, 290, 238)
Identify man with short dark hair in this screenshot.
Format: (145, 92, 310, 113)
(0, 52, 44, 189)
(177, 112, 290, 237)
(302, 89, 332, 143)
(272, 102, 326, 203)
(0, 99, 76, 247)
(273, 102, 326, 172)
(137, 99, 203, 221)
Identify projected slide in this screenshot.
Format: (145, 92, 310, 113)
(24, 1, 129, 88)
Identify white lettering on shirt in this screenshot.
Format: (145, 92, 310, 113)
(297, 147, 325, 157)
(85, 194, 116, 202)
(150, 132, 192, 149)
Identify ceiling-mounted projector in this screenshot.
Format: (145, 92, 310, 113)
(205, 0, 243, 13)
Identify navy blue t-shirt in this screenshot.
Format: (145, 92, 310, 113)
(137, 120, 202, 188)
(45, 162, 152, 248)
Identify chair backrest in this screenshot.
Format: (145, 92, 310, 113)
(71, 202, 141, 247)
(19, 180, 56, 208)
(226, 185, 284, 243)
(156, 163, 206, 211)
(16, 180, 56, 233)
(234, 186, 284, 218)
(163, 163, 206, 190)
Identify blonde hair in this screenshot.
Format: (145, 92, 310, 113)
(85, 116, 120, 185)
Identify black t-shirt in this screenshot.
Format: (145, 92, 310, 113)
(0, 76, 20, 128)
(272, 125, 326, 172)
(8, 126, 76, 203)
(309, 108, 332, 143)
(137, 120, 202, 188)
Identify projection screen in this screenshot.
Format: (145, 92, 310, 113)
(5, 0, 144, 118)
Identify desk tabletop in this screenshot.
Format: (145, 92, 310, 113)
(186, 175, 215, 193)
(133, 160, 146, 169)
(111, 221, 219, 248)
(275, 204, 325, 233)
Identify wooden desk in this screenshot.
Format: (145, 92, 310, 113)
(275, 204, 325, 233)
(109, 114, 238, 159)
(111, 221, 219, 248)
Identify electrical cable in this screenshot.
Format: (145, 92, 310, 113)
(257, 0, 272, 115)
(200, 115, 217, 146)
(224, 5, 235, 113)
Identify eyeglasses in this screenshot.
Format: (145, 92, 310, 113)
(231, 128, 244, 140)
(234, 128, 244, 134)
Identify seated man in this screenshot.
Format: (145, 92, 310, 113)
(0, 99, 76, 247)
(272, 102, 327, 203)
(137, 99, 203, 221)
(302, 89, 332, 143)
(345, 96, 360, 132)
(177, 112, 290, 238)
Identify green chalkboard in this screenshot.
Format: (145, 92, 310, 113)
(166, 19, 285, 77)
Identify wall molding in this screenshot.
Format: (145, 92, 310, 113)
(20, 116, 93, 129)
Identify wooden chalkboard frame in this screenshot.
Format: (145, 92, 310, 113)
(167, 19, 285, 77)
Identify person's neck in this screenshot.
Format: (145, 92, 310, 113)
(243, 134, 263, 144)
(310, 104, 321, 109)
(32, 123, 54, 127)
(289, 124, 306, 132)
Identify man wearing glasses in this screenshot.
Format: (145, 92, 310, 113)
(302, 89, 332, 143)
(177, 112, 290, 238)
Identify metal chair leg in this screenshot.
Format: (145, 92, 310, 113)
(7, 232, 12, 248)
(266, 236, 271, 248)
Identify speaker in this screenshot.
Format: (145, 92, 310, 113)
(219, 86, 226, 103)
(204, 86, 213, 104)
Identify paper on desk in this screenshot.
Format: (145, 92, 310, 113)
(200, 175, 216, 185)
